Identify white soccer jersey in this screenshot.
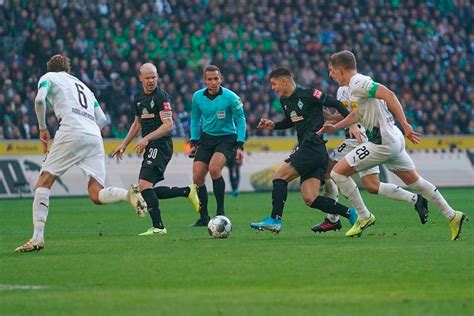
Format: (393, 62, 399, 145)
(37, 72, 101, 137)
(336, 85, 366, 135)
(348, 73, 401, 144)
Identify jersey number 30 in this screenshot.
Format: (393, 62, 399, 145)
(75, 83, 88, 109)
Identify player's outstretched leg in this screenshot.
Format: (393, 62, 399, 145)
(408, 176, 468, 240)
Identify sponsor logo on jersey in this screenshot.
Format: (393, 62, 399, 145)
(141, 108, 155, 119)
(141, 113, 156, 119)
(290, 111, 304, 122)
(313, 88, 323, 99)
(217, 111, 226, 119)
(297, 99, 304, 110)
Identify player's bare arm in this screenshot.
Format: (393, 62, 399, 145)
(375, 84, 421, 144)
(113, 116, 141, 160)
(317, 111, 358, 135)
(323, 108, 344, 124)
(133, 114, 173, 154)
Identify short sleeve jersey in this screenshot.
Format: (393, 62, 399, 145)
(133, 87, 172, 145)
(37, 72, 101, 137)
(280, 87, 347, 144)
(336, 86, 367, 137)
(190, 87, 246, 143)
(348, 73, 401, 144)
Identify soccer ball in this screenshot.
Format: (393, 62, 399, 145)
(207, 215, 232, 238)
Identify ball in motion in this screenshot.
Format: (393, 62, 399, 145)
(207, 215, 232, 238)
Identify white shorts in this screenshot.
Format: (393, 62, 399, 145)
(41, 130, 106, 186)
(344, 134, 415, 173)
(330, 138, 379, 177)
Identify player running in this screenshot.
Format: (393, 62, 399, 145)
(318, 50, 468, 240)
(312, 85, 428, 233)
(15, 55, 146, 252)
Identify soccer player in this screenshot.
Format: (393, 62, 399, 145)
(312, 85, 429, 233)
(318, 50, 468, 240)
(188, 65, 246, 226)
(15, 55, 147, 252)
(113, 63, 200, 236)
(249, 68, 357, 233)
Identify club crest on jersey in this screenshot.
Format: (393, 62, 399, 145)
(297, 99, 304, 110)
(150, 99, 155, 109)
(290, 111, 304, 122)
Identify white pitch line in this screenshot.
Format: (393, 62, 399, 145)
(0, 284, 48, 291)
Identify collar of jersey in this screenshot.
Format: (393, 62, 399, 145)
(204, 87, 223, 100)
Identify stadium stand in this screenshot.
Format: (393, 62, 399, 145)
(0, 0, 471, 139)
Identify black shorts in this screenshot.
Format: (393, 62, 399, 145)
(194, 133, 237, 164)
(139, 140, 173, 185)
(285, 136, 328, 184)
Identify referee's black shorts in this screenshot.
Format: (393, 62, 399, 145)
(194, 133, 237, 164)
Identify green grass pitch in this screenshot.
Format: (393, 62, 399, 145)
(1, 189, 473, 316)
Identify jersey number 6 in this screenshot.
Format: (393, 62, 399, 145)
(75, 83, 88, 109)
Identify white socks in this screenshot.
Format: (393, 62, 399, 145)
(378, 182, 417, 205)
(331, 170, 371, 220)
(98, 187, 128, 204)
(32, 187, 50, 241)
(408, 177, 455, 220)
(323, 179, 340, 223)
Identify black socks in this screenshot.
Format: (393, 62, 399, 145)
(141, 188, 164, 229)
(271, 179, 288, 220)
(310, 196, 350, 218)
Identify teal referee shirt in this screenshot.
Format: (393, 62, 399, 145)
(190, 87, 246, 146)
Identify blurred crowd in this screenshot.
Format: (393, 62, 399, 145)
(0, 0, 472, 140)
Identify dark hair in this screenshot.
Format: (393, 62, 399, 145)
(203, 64, 221, 76)
(269, 67, 292, 79)
(328, 50, 357, 70)
(47, 54, 71, 73)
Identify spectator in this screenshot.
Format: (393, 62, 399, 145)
(0, 1, 471, 139)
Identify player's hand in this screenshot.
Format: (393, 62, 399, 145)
(187, 145, 197, 158)
(134, 138, 149, 154)
(257, 118, 275, 129)
(403, 123, 421, 144)
(39, 129, 50, 153)
(112, 144, 127, 160)
(235, 148, 244, 164)
(316, 123, 336, 135)
(349, 124, 363, 143)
